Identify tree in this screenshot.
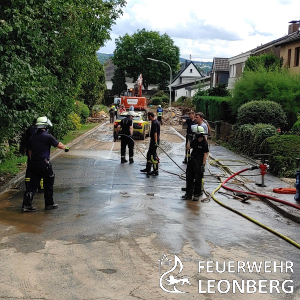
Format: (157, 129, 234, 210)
(112, 29, 180, 90)
(111, 67, 128, 96)
(244, 53, 282, 72)
(207, 84, 230, 97)
(0, 0, 125, 154)
(232, 67, 300, 128)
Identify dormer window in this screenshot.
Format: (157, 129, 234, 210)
(190, 69, 193, 73)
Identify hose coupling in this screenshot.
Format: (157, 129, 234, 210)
(249, 165, 259, 170)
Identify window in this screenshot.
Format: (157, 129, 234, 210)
(287, 49, 291, 68)
(190, 69, 193, 73)
(230, 64, 236, 77)
(294, 47, 300, 67)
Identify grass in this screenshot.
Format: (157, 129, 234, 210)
(0, 122, 100, 179)
(0, 156, 28, 177)
(60, 123, 99, 145)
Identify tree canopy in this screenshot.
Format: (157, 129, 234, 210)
(0, 0, 125, 152)
(112, 29, 180, 89)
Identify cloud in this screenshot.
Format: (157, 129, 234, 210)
(99, 0, 300, 61)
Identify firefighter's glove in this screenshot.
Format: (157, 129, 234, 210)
(65, 147, 70, 152)
(200, 164, 205, 173)
(155, 142, 159, 147)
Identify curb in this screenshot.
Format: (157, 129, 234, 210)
(0, 121, 108, 195)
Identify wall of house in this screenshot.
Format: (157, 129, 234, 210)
(253, 46, 281, 58)
(174, 88, 188, 101)
(228, 51, 251, 89)
(280, 41, 300, 73)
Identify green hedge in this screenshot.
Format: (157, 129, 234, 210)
(230, 123, 277, 157)
(260, 135, 300, 177)
(193, 95, 234, 123)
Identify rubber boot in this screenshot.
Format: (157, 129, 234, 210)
(22, 192, 37, 212)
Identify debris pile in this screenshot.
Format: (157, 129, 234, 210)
(162, 107, 183, 125)
(88, 111, 109, 123)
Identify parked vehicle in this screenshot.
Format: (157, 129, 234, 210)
(114, 112, 150, 140)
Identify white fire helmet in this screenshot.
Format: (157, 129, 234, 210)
(127, 111, 135, 116)
(35, 116, 53, 129)
(191, 125, 205, 136)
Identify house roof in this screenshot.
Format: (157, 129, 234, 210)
(274, 30, 300, 47)
(171, 61, 203, 84)
(212, 58, 229, 72)
(172, 76, 210, 90)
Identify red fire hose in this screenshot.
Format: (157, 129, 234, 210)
(221, 167, 300, 210)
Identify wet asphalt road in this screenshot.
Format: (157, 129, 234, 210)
(0, 121, 299, 300)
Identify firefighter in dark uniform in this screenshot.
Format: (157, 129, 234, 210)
(115, 111, 134, 163)
(140, 112, 160, 176)
(22, 117, 69, 212)
(19, 120, 38, 189)
(182, 111, 195, 164)
(182, 125, 209, 201)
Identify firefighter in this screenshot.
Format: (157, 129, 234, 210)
(115, 111, 134, 163)
(22, 116, 69, 212)
(140, 112, 160, 176)
(182, 111, 195, 164)
(157, 105, 163, 125)
(182, 125, 209, 201)
(19, 120, 38, 189)
(109, 105, 115, 123)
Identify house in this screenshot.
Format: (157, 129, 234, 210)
(275, 21, 300, 73)
(171, 61, 205, 100)
(210, 57, 229, 88)
(228, 51, 252, 90)
(228, 21, 300, 89)
(104, 59, 157, 91)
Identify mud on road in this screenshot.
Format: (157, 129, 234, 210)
(0, 121, 299, 300)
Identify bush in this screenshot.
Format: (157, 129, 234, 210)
(177, 96, 188, 103)
(161, 94, 170, 104)
(152, 90, 167, 98)
(193, 95, 234, 123)
(236, 100, 287, 128)
(151, 97, 162, 105)
(260, 135, 300, 177)
(68, 113, 82, 130)
(231, 124, 254, 155)
(229, 123, 277, 157)
(74, 101, 90, 124)
(232, 67, 300, 128)
(207, 84, 230, 97)
(92, 105, 108, 114)
(251, 124, 278, 155)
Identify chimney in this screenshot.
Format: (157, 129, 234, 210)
(288, 20, 300, 34)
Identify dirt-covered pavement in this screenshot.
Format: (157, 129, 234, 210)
(0, 121, 299, 300)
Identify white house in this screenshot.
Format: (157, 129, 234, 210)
(171, 61, 204, 101)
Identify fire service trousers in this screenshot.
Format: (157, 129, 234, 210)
(23, 159, 55, 207)
(121, 136, 134, 161)
(186, 159, 204, 196)
(146, 143, 158, 172)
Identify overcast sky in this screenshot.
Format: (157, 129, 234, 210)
(98, 0, 300, 62)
